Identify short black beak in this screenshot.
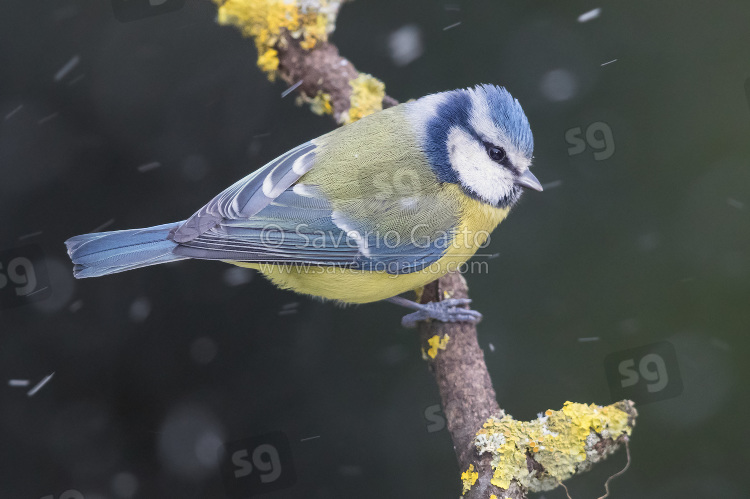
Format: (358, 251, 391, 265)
(515, 170, 543, 192)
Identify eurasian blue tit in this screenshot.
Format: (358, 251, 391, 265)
(66, 85, 542, 326)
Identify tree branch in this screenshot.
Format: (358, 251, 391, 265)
(209, 2, 638, 497)
(276, 32, 399, 120)
(212, 0, 397, 123)
(418, 275, 636, 498)
(418, 274, 506, 498)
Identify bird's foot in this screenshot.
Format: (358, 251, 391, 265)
(399, 298, 483, 329)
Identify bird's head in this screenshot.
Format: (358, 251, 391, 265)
(410, 84, 541, 209)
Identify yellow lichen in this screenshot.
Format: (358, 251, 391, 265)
(257, 48, 280, 73)
(213, 0, 342, 80)
(345, 73, 386, 123)
(474, 401, 633, 492)
(461, 464, 479, 494)
(299, 11, 330, 49)
(426, 334, 450, 359)
(309, 91, 333, 115)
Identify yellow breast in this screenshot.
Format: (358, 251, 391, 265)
(229, 185, 509, 303)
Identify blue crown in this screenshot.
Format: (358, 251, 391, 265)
(472, 84, 534, 157)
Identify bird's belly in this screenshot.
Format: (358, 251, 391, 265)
(230, 196, 509, 304)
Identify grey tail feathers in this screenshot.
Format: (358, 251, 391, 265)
(65, 221, 187, 278)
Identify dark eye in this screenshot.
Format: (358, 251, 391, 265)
(487, 145, 506, 162)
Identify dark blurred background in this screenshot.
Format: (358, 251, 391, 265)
(1, 0, 749, 498)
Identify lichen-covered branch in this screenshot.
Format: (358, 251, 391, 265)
(208, 2, 638, 498)
(212, 0, 397, 123)
(419, 274, 637, 499)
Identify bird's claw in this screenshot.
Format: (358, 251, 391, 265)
(400, 298, 483, 328)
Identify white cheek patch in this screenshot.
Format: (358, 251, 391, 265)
(446, 126, 514, 205)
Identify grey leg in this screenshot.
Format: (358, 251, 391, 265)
(386, 296, 483, 329)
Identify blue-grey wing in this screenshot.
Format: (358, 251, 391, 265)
(171, 141, 317, 243)
(173, 189, 360, 265)
(172, 188, 454, 274)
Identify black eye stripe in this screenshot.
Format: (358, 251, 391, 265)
(481, 141, 523, 175)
